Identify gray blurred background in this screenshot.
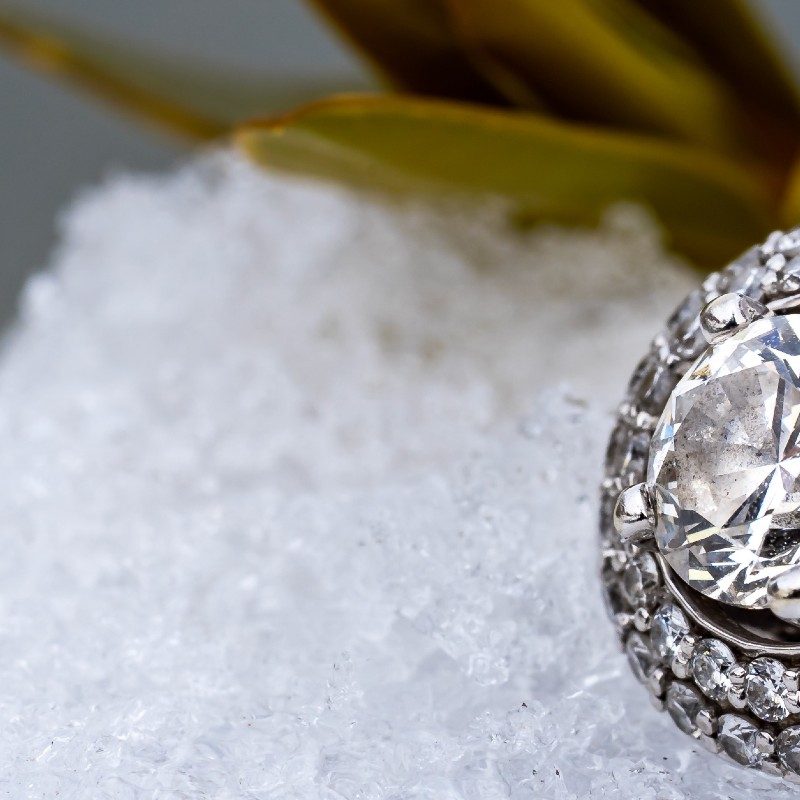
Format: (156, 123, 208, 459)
(0, 0, 798, 325)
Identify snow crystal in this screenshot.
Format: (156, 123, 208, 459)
(0, 151, 784, 797)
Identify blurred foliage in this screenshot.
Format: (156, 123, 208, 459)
(1, 1, 800, 265)
(0, 8, 350, 137)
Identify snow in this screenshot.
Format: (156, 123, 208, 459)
(0, 151, 781, 798)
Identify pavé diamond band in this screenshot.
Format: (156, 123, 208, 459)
(601, 228, 800, 777)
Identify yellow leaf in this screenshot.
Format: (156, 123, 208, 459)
(636, 0, 800, 122)
(237, 94, 775, 266)
(445, 0, 754, 155)
(0, 7, 347, 140)
(780, 158, 800, 228)
(306, 0, 511, 105)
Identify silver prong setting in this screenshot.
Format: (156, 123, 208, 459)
(633, 607, 652, 632)
(670, 634, 696, 680)
(699, 292, 772, 344)
(727, 664, 748, 710)
(695, 708, 717, 737)
(613, 482, 656, 545)
(767, 564, 800, 626)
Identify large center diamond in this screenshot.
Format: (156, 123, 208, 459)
(649, 313, 800, 608)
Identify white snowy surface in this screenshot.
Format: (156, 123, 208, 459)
(0, 152, 785, 798)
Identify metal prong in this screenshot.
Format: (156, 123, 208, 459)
(613, 483, 655, 545)
(699, 292, 771, 344)
(767, 564, 800, 626)
(727, 664, 748, 709)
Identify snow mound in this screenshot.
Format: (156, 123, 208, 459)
(0, 152, 776, 798)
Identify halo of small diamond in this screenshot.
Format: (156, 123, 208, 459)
(601, 228, 800, 778)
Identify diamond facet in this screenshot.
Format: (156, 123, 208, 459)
(745, 657, 790, 722)
(649, 313, 800, 608)
(691, 639, 736, 702)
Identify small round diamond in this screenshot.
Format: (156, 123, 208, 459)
(650, 604, 690, 662)
(776, 726, 800, 775)
(626, 355, 676, 415)
(745, 657, 790, 722)
(605, 420, 650, 485)
(691, 639, 736, 702)
(717, 715, 770, 767)
(665, 682, 703, 734)
(625, 631, 654, 683)
(622, 552, 659, 607)
(664, 288, 706, 361)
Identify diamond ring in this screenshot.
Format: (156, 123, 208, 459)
(601, 228, 800, 777)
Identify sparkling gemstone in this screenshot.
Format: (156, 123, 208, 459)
(664, 289, 706, 361)
(621, 552, 659, 607)
(649, 314, 800, 608)
(776, 726, 800, 774)
(719, 251, 766, 298)
(625, 631, 654, 683)
(650, 604, 690, 661)
(665, 681, 703, 734)
(717, 715, 769, 767)
(605, 420, 649, 483)
(745, 657, 790, 722)
(691, 639, 735, 702)
(626, 355, 676, 415)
